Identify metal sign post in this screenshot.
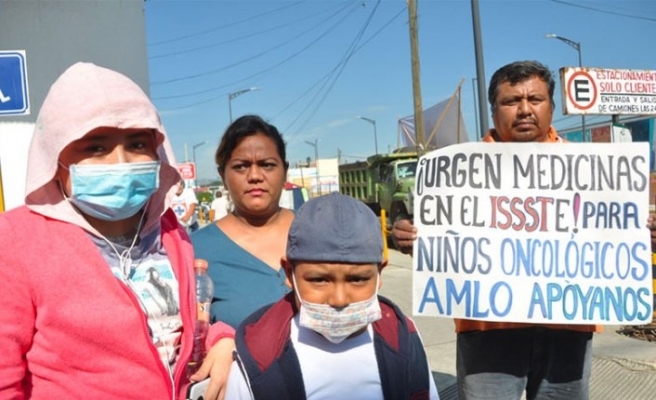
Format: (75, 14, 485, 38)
(611, 122, 632, 143)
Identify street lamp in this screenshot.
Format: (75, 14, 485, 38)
(305, 139, 320, 195)
(545, 33, 587, 142)
(192, 141, 207, 167)
(357, 116, 379, 155)
(228, 87, 259, 122)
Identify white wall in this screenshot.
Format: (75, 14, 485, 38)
(0, 123, 33, 210)
(0, 0, 148, 211)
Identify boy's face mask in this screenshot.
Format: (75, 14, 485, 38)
(293, 272, 382, 344)
(63, 161, 161, 221)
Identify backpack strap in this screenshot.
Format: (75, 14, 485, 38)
(373, 296, 430, 400)
(235, 297, 306, 400)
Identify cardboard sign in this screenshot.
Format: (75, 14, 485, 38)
(412, 142, 652, 325)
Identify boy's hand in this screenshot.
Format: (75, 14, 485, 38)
(392, 218, 417, 255)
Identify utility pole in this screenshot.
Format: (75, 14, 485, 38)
(472, 77, 480, 137)
(305, 139, 320, 196)
(471, 0, 489, 137)
(408, 0, 425, 155)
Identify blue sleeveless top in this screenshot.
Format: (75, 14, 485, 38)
(191, 223, 290, 329)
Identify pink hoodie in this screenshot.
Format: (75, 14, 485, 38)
(0, 63, 232, 400)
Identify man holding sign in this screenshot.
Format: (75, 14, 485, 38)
(393, 61, 654, 400)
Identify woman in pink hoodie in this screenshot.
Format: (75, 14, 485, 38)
(0, 63, 233, 400)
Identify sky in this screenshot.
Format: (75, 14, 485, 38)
(144, 0, 656, 182)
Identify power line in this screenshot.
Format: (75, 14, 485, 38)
(284, 0, 383, 139)
(153, 0, 397, 122)
(149, 0, 307, 47)
(151, 1, 356, 86)
(269, 6, 405, 123)
(154, 2, 362, 111)
(548, 0, 656, 23)
(149, 2, 345, 60)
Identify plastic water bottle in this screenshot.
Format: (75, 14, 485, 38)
(187, 259, 214, 377)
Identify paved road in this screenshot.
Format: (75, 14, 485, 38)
(380, 249, 656, 400)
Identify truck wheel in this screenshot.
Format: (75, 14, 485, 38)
(366, 203, 382, 216)
(385, 201, 408, 250)
(389, 201, 409, 231)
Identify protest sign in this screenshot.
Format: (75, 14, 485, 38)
(412, 142, 653, 325)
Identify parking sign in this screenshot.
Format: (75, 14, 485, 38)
(0, 50, 30, 116)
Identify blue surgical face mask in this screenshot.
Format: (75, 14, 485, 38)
(65, 161, 161, 221)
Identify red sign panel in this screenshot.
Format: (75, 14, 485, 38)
(176, 162, 196, 180)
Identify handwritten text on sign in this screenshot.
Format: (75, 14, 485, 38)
(412, 142, 652, 325)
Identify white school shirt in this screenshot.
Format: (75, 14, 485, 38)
(224, 315, 440, 400)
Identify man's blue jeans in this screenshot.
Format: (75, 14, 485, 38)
(457, 327, 592, 400)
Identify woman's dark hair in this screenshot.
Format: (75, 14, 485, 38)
(215, 115, 288, 174)
(488, 60, 555, 114)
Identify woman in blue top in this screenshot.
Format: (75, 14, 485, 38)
(192, 115, 294, 329)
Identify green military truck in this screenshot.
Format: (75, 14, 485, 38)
(338, 151, 418, 229)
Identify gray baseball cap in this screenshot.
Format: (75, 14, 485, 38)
(286, 193, 383, 264)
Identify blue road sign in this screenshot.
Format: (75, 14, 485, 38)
(0, 50, 30, 116)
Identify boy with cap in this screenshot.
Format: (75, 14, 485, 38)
(224, 193, 439, 400)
